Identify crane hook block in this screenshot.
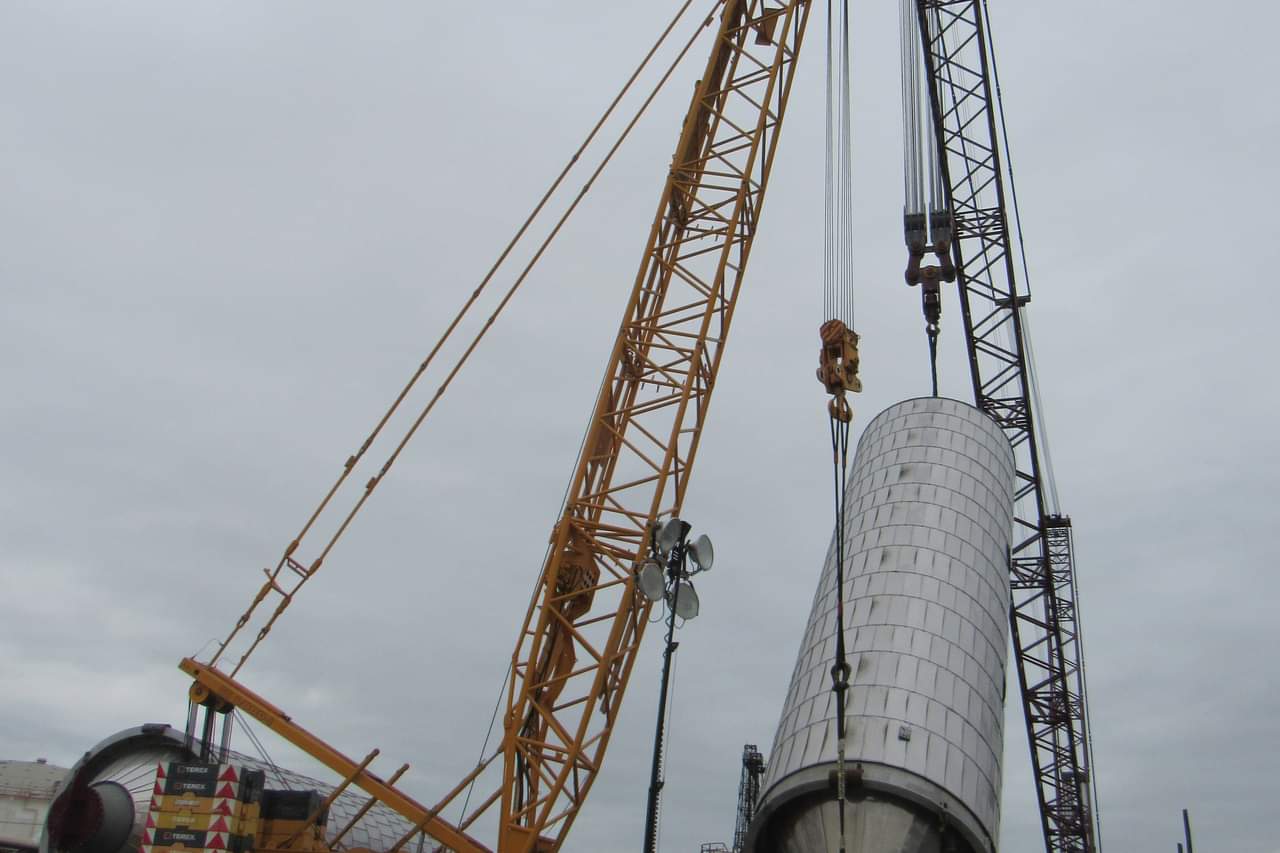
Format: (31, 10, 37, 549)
(817, 319, 862, 395)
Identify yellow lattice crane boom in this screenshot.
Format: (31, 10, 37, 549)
(496, 3, 811, 848)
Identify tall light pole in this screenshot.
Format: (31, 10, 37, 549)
(638, 518, 715, 853)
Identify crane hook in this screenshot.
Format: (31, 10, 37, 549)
(817, 319, 862, 423)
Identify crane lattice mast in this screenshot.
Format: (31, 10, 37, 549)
(496, 3, 810, 848)
(910, 1, 1098, 850)
(732, 745, 765, 853)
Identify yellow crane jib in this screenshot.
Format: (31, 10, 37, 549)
(816, 319, 861, 423)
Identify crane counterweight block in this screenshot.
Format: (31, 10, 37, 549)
(178, 659, 488, 853)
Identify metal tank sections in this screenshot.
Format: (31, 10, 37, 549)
(39, 725, 436, 853)
(1, 759, 68, 853)
(747, 398, 1015, 853)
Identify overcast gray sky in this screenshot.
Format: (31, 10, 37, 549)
(2, 2, 1277, 852)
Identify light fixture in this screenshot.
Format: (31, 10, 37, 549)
(642, 516, 715, 853)
(656, 517, 691, 556)
(687, 533, 714, 572)
(670, 579, 700, 620)
(637, 559, 666, 603)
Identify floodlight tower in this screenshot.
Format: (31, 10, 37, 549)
(638, 518, 715, 853)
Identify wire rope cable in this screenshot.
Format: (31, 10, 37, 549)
(1018, 308, 1060, 512)
(901, 0, 944, 395)
(211, 0, 721, 678)
(447, 1, 732, 830)
(838, 0, 854, 326)
(824, 0, 856, 327)
(922, 3, 944, 219)
(1073, 550, 1104, 848)
(981, 0, 1034, 304)
(983, 0, 1100, 845)
(900, 0, 925, 218)
(824, 0, 835, 323)
(449, 1, 732, 831)
(233, 711, 290, 790)
(821, 4, 858, 848)
(826, 412, 852, 853)
(457, 658, 513, 823)
(978, 0, 1061, 513)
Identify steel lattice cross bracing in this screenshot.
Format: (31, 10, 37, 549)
(913, 1, 1096, 851)
(732, 745, 764, 852)
(494, 3, 814, 850)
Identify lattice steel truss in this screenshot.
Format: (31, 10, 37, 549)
(913, 2, 1097, 851)
(732, 745, 765, 852)
(496, 3, 812, 849)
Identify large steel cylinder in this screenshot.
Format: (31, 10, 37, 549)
(43, 726, 187, 853)
(747, 397, 1015, 853)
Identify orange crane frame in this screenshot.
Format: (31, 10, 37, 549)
(183, 2, 813, 851)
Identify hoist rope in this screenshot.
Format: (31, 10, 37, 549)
(974, 0, 1099, 844)
(838, 0, 854, 329)
(458, 658, 511, 823)
(923, 3, 945, 217)
(824, 0, 855, 327)
(210, 0, 721, 677)
(1018, 309, 1058, 510)
(901, 0, 946, 396)
(826, 413, 852, 853)
(234, 711, 291, 790)
(823, 1, 834, 323)
(900, 0, 924, 218)
(977, 0, 1062, 516)
(982, 3, 1100, 844)
(902, 0, 946, 217)
(823, 5, 856, 849)
(453, 4, 732, 823)
(927, 91, 945, 215)
(981, 0, 1032, 304)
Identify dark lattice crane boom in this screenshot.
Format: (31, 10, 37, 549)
(906, 1, 1100, 850)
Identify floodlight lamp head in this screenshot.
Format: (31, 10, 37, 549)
(656, 517, 691, 556)
(688, 533, 714, 572)
(671, 579, 700, 620)
(637, 559, 666, 603)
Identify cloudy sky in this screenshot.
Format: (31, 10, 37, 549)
(2, 2, 1276, 852)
